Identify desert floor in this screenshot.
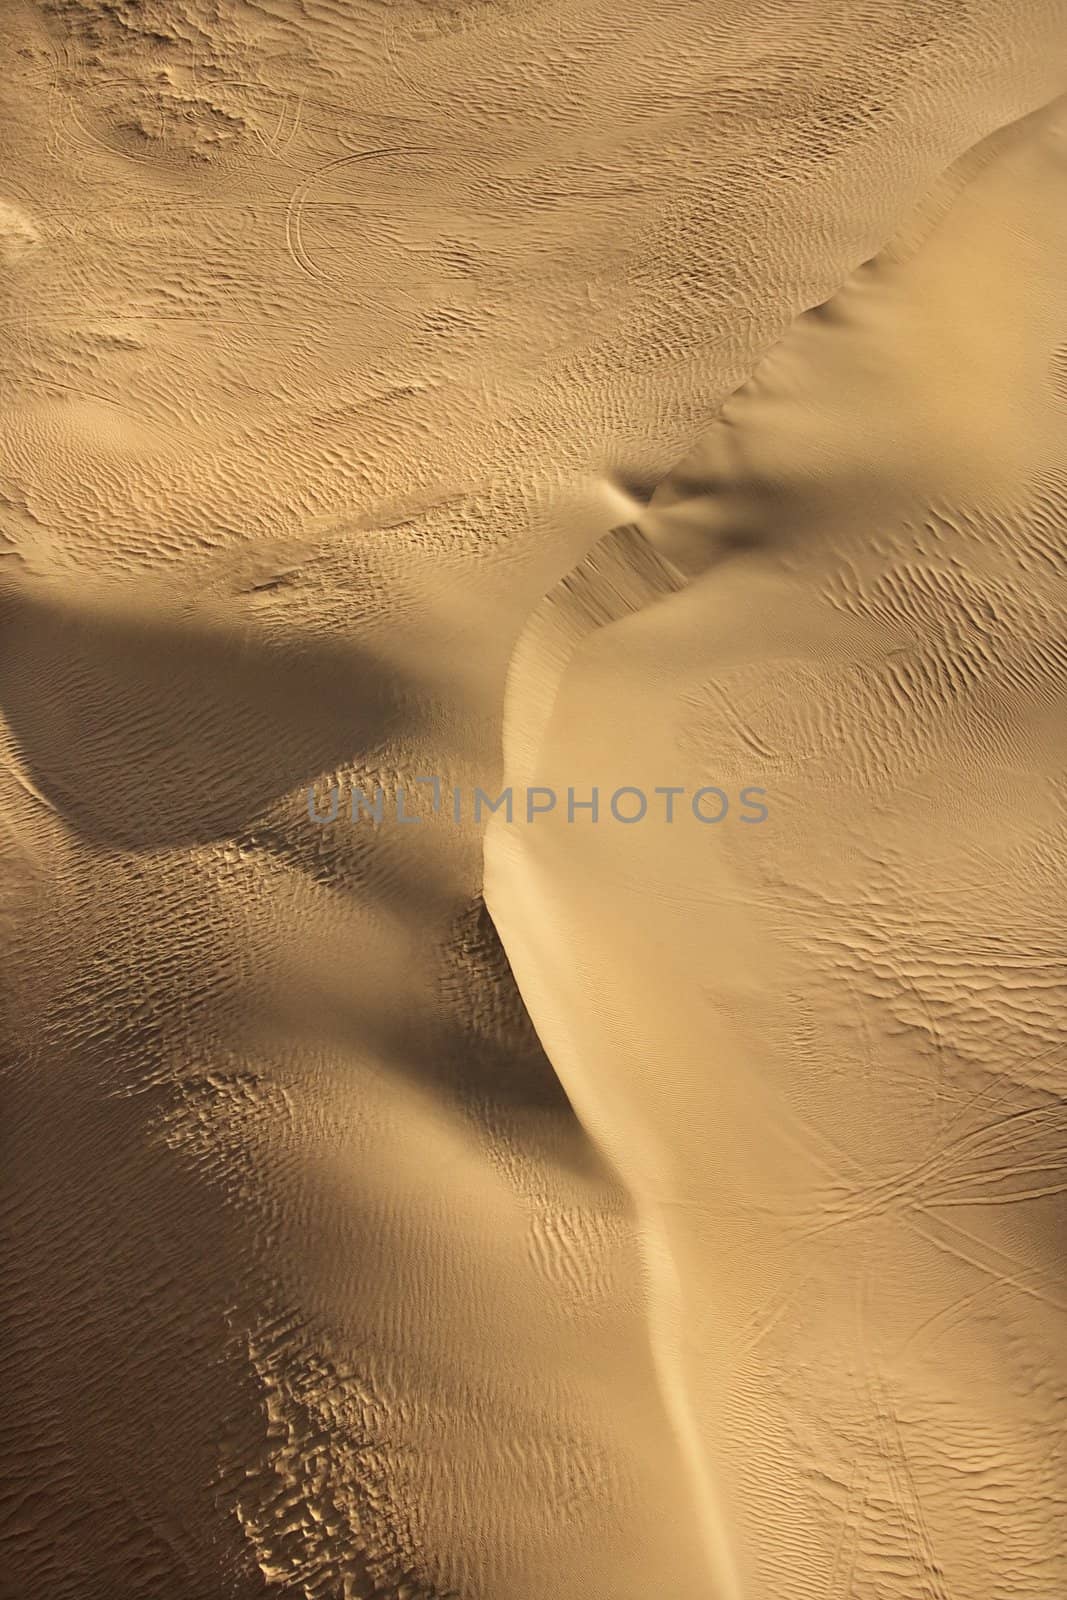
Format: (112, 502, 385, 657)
(2, 2, 1065, 1597)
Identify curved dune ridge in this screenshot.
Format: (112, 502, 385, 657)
(1, 2, 1066, 1597)
(487, 95, 1067, 1599)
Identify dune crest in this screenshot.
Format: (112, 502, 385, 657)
(487, 93, 1067, 1599)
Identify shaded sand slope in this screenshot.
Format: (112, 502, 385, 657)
(487, 97, 1067, 1600)
(2, 2, 1067, 1597)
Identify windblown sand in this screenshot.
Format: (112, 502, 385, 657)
(1, 2, 1065, 1597)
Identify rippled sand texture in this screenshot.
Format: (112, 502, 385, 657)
(2, 2, 1066, 1597)
(490, 97, 1067, 1599)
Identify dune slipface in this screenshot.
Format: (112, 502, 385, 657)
(2, 2, 1066, 1598)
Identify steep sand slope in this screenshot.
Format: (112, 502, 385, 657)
(2, 1, 1066, 1596)
(488, 97, 1067, 1600)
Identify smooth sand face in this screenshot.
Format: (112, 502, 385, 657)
(2, 2, 1066, 1597)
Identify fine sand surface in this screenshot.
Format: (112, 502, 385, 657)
(2, 3, 1066, 1597)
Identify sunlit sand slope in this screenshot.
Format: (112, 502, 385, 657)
(488, 97, 1067, 1600)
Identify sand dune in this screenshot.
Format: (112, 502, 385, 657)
(488, 94, 1067, 1598)
(2, 2, 1066, 1597)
